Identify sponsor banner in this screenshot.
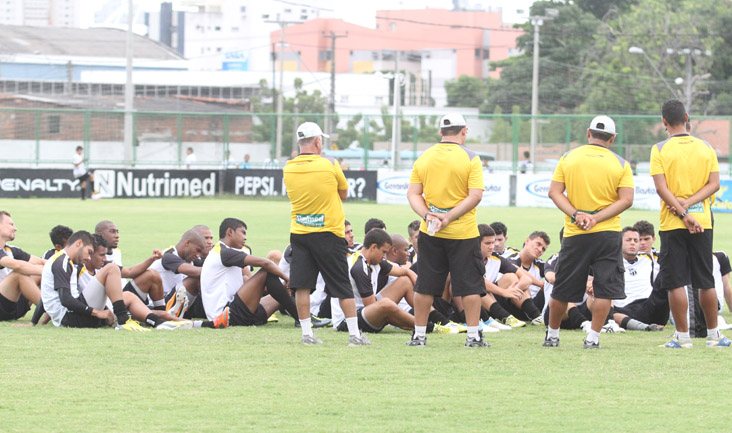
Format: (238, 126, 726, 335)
(631, 176, 661, 211)
(95, 169, 216, 198)
(222, 169, 377, 201)
(376, 169, 511, 207)
(712, 179, 732, 213)
(515, 175, 554, 208)
(0, 168, 80, 198)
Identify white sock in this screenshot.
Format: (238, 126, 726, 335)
(185, 292, 197, 304)
(300, 318, 313, 337)
(192, 320, 202, 328)
(467, 325, 479, 340)
(345, 317, 359, 336)
(586, 329, 600, 344)
(707, 327, 720, 339)
(677, 331, 691, 341)
(414, 325, 427, 338)
(152, 299, 165, 308)
(547, 326, 559, 339)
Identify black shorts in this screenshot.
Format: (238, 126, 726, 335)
(227, 295, 267, 326)
(614, 281, 670, 325)
(552, 231, 625, 302)
(0, 293, 31, 321)
(76, 172, 91, 182)
(657, 229, 714, 290)
(122, 281, 148, 304)
(414, 235, 486, 298)
(335, 307, 385, 333)
(289, 232, 352, 299)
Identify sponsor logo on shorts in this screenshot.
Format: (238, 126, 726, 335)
(296, 214, 325, 227)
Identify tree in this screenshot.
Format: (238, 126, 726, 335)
(445, 75, 488, 107)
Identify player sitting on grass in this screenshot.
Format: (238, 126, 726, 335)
(95, 220, 166, 311)
(0, 211, 45, 322)
(489, 221, 520, 258)
(41, 230, 147, 331)
(200, 217, 298, 326)
(502, 231, 549, 324)
(713, 251, 732, 313)
(407, 220, 420, 264)
(42, 225, 73, 260)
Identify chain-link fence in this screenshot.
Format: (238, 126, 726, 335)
(1, 108, 730, 174)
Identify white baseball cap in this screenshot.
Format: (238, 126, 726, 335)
(296, 122, 330, 139)
(589, 115, 616, 135)
(440, 113, 467, 128)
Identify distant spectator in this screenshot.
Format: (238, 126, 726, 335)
(185, 147, 197, 169)
(73, 146, 94, 200)
(241, 154, 251, 169)
(224, 150, 237, 169)
(630, 160, 638, 176)
(263, 155, 279, 169)
(338, 158, 350, 171)
(519, 150, 532, 174)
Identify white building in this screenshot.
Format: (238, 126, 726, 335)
(0, 0, 85, 27)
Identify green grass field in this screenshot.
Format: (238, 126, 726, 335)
(2, 198, 732, 433)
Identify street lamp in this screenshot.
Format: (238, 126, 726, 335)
(528, 8, 557, 173)
(628, 46, 677, 99)
(665, 47, 712, 113)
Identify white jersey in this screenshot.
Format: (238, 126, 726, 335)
(105, 248, 122, 266)
(72, 153, 87, 178)
(506, 253, 545, 299)
(201, 241, 247, 320)
(615, 253, 654, 308)
(150, 246, 190, 297)
(0, 244, 32, 283)
(331, 252, 392, 328)
(279, 245, 326, 316)
(382, 262, 411, 313)
(484, 252, 516, 284)
(41, 251, 80, 326)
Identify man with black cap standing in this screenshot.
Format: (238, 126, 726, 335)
(545, 115, 634, 349)
(283, 122, 369, 346)
(406, 113, 489, 347)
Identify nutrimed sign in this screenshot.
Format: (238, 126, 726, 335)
(95, 170, 217, 198)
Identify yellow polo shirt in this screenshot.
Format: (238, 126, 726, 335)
(650, 134, 718, 231)
(410, 142, 484, 239)
(552, 144, 634, 237)
(284, 154, 348, 237)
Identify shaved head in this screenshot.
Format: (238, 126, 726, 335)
(181, 229, 205, 246)
(390, 234, 408, 250)
(94, 220, 114, 234)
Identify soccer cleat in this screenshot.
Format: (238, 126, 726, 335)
(406, 333, 426, 346)
(583, 339, 602, 349)
(213, 306, 230, 329)
(311, 314, 332, 328)
(530, 315, 545, 326)
(706, 335, 732, 348)
(542, 335, 560, 347)
(301, 335, 323, 345)
(465, 332, 490, 348)
(166, 286, 189, 318)
(660, 338, 693, 348)
(445, 321, 467, 333)
(479, 320, 500, 333)
(601, 320, 625, 333)
(267, 314, 279, 323)
(486, 318, 512, 331)
(348, 333, 371, 346)
(116, 319, 151, 332)
(645, 324, 664, 332)
(502, 315, 526, 328)
(432, 323, 453, 334)
(156, 320, 193, 330)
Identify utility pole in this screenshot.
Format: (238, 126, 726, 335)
(124, 0, 134, 165)
(529, 8, 557, 173)
(265, 16, 301, 161)
(391, 52, 401, 169)
(322, 30, 347, 148)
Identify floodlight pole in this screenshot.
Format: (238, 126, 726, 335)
(628, 46, 677, 99)
(391, 52, 401, 170)
(124, 0, 134, 165)
(529, 10, 556, 173)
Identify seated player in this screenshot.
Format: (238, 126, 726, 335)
(634, 220, 659, 276)
(713, 250, 731, 313)
(489, 221, 520, 258)
(200, 217, 298, 326)
(502, 231, 549, 324)
(42, 225, 73, 260)
(0, 211, 45, 322)
(345, 220, 359, 255)
(278, 245, 332, 326)
(95, 220, 166, 311)
(40, 230, 146, 331)
(407, 220, 420, 264)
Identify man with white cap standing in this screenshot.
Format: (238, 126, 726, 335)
(545, 115, 634, 349)
(283, 122, 369, 345)
(406, 113, 489, 347)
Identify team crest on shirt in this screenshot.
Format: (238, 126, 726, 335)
(296, 213, 325, 227)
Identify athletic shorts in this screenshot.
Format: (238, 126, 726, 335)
(227, 295, 267, 326)
(122, 281, 149, 304)
(613, 281, 670, 326)
(414, 235, 486, 298)
(60, 294, 106, 328)
(552, 231, 625, 302)
(289, 232, 352, 299)
(0, 293, 31, 321)
(76, 172, 91, 182)
(657, 229, 714, 290)
(335, 307, 385, 333)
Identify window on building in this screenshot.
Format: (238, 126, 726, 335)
(318, 50, 332, 61)
(262, 14, 269, 19)
(215, 26, 221, 31)
(300, 15, 307, 20)
(284, 8, 291, 13)
(390, 22, 396, 31)
(231, 26, 239, 31)
(47, 115, 60, 134)
(216, 47, 222, 52)
(240, 6, 246, 12)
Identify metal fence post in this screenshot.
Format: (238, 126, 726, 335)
(616, 117, 624, 159)
(177, 113, 183, 168)
(511, 114, 519, 174)
(34, 111, 41, 166)
(363, 115, 370, 170)
(223, 114, 230, 165)
(565, 117, 571, 153)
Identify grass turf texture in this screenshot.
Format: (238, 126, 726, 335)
(2, 198, 732, 433)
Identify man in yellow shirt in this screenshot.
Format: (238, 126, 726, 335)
(546, 115, 634, 349)
(406, 113, 488, 347)
(283, 122, 369, 346)
(650, 99, 727, 348)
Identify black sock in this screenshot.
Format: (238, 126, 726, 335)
(265, 273, 298, 318)
(112, 300, 131, 323)
(153, 305, 166, 311)
(200, 321, 215, 328)
(428, 309, 449, 325)
(426, 321, 435, 333)
(454, 309, 466, 323)
(620, 316, 631, 329)
(480, 307, 491, 322)
(80, 186, 86, 200)
(521, 298, 541, 320)
(145, 313, 165, 327)
(567, 306, 588, 329)
(488, 302, 510, 321)
(606, 307, 615, 322)
(31, 300, 46, 325)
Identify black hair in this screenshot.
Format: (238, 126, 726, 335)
(363, 228, 392, 249)
(345, 220, 351, 226)
(662, 99, 687, 126)
(478, 223, 495, 239)
(407, 220, 421, 236)
(528, 231, 550, 246)
(489, 221, 507, 237)
(92, 233, 109, 250)
(633, 220, 656, 238)
(364, 218, 386, 234)
(622, 226, 639, 236)
(49, 225, 73, 248)
(0, 210, 10, 222)
(219, 217, 247, 239)
(589, 130, 614, 141)
(440, 125, 465, 136)
(76, 146, 83, 151)
(67, 230, 94, 247)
